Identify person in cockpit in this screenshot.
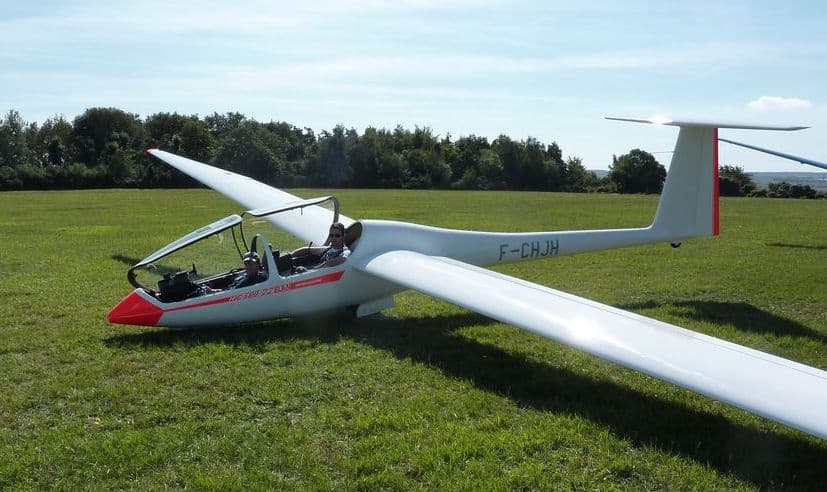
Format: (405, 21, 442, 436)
(315, 222, 350, 268)
(201, 251, 268, 294)
(228, 251, 268, 288)
(294, 222, 350, 273)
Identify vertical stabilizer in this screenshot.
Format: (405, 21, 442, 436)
(651, 126, 719, 239)
(606, 117, 808, 243)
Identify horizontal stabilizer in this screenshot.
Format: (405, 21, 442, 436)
(606, 116, 809, 131)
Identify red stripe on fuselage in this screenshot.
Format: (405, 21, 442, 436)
(713, 128, 720, 236)
(287, 270, 344, 290)
(164, 294, 235, 312)
(162, 270, 346, 314)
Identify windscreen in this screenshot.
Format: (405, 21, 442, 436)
(131, 225, 245, 290)
(242, 215, 310, 258)
(135, 214, 242, 268)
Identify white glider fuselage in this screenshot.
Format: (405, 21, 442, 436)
(110, 219, 674, 328)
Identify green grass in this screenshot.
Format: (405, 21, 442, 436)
(1, 188, 826, 490)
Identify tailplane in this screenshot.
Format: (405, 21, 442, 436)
(606, 117, 808, 242)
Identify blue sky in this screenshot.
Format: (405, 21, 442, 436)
(2, 0, 826, 171)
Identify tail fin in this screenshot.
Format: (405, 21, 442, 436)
(654, 125, 720, 238)
(606, 117, 809, 242)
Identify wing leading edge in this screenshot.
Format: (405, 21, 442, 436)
(356, 250, 827, 440)
(147, 149, 353, 245)
(719, 138, 827, 171)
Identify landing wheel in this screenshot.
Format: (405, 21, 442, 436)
(346, 305, 359, 318)
(670, 242, 682, 248)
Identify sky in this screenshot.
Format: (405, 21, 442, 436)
(2, 0, 826, 172)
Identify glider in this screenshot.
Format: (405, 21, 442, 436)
(719, 137, 827, 171)
(109, 117, 827, 440)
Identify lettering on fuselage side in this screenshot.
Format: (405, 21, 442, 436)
(225, 270, 345, 303)
(498, 240, 559, 261)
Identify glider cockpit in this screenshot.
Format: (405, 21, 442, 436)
(126, 196, 351, 303)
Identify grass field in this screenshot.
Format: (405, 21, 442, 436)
(1, 188, 826, 490)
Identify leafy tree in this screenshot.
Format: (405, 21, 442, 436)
(204, 112, 246, 140)
(45, 136, 65, 166)
(767, 181, 819, 199)
(391, 125, 412, 153)
(307, 125, 354, 187)
(178, 119, 214, 162)
(102, 140, 131, 184)
(212, 122, 281, 184)
(545, 142, 565, 189)
(36, 116, 73, 166)
(348, 126, 385, 188)
(70, 108, 145, 172)
(608, 149, 666, 194)
(492, 135, 524, 188)
(451, 135, 489, 184)
(522, 137, 551, 190)
(719, 165, 755, 196)
(477, 149, 504, 189)
(0, 109, 28, 167)
(563, 156, 598, 192)
(403, 148, 450, 189)
(145, 112, 192, 151)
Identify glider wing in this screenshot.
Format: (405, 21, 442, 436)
(356, 249, 827, 439)
(147, 149, 353, 245)
(719, 138, 827, 171)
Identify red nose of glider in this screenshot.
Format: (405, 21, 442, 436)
(108, 291, 163, 326)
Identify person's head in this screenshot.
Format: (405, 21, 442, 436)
(329, 222, 345, 247)
(242, 251, 261, 276)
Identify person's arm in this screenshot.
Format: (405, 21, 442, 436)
(317, 248, 350, 268)
(318, 256, 346, 268)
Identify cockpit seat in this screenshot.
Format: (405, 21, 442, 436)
(345, 222, 362, 250)
(276, 253, 294, 276)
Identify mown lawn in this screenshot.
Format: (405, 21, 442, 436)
(1, 189, 825, 490)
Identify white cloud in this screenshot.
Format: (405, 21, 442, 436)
(220, 44, 772, 90)
(747, 96, 812, 111)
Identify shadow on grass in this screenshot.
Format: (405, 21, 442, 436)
(111, 254, 141, 266)
(111, 254, 182, 277)
(619, 299, 827, 344)
(767, 242, 827, 251)
(106, 312, 827, 488)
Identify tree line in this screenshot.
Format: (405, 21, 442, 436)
(0, 107, 657, 192)
(0, 107, 822, 198)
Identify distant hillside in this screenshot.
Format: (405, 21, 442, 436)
(748, 172, 827, 191)
(590, 170, 827, 191)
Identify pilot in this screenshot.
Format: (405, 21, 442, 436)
(294, 222, 351, 273)
(201, 251, 267, 294)
(229, 251, 268, 288)
(315, 222, 350, 268)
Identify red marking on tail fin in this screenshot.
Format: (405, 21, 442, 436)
(713, 128, 720, 236)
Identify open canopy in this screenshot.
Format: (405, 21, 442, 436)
(133, 214, 243, 270)
(243, 195, 339, 221)
(127, 196, 342, 290)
